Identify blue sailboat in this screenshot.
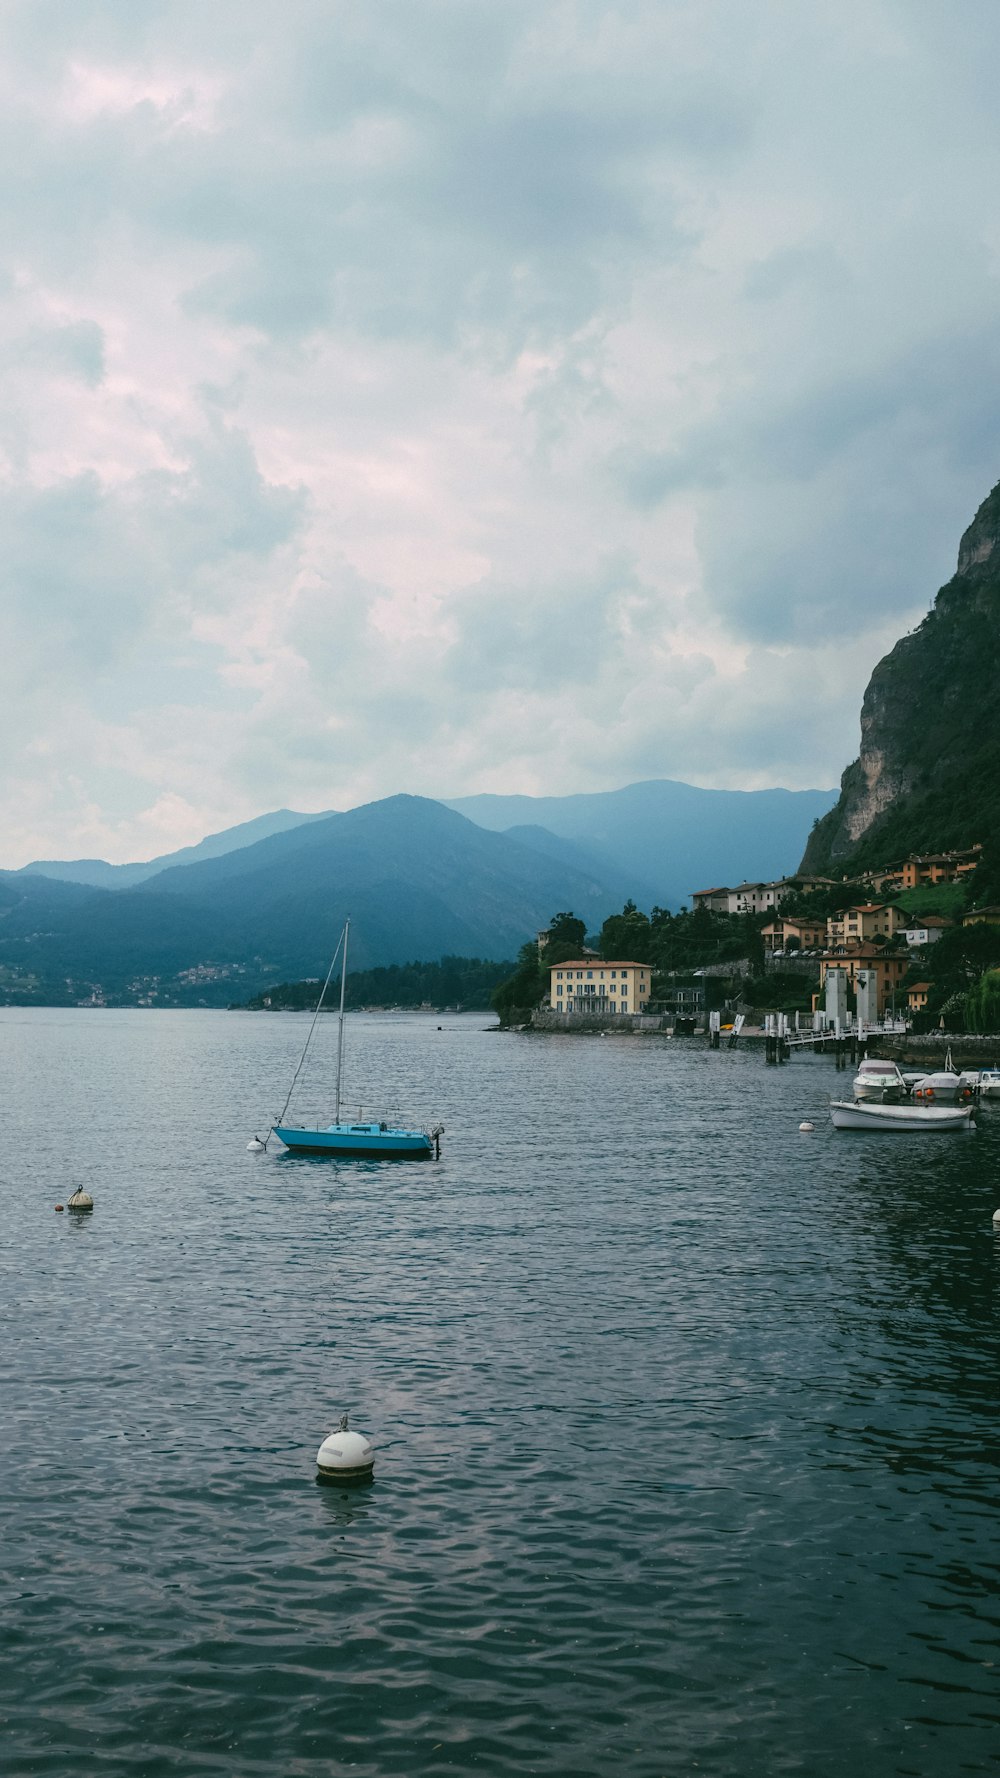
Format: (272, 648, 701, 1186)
(263, 920, 443, 1159)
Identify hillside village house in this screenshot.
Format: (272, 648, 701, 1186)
(907, 981, 931, 1013)
(900, 847, 980, 889)
(549, 960, 650, 1015)
(731, 881, 779, 915)
(903, 914, 951, 947)
(691, 874, 835, 915)
(818, 944, 909, 1018)
(761, 916, 826, 953)
(963, 905, 1000, 927)
(691, 886, 732, 913)
(859, 847, 981, 896)
(826, 902, 907, 946)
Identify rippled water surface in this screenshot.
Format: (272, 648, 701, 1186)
(3, 1008, 1000, 1777)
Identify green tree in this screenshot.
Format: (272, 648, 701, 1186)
(547, 911, 587, 955)
(491, 940, 547, 1026)
(965, 968, 1000, 1032)
(492, 911, 590, 1026)
(599, 900, 652, 961)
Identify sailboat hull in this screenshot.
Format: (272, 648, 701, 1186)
(274, 1121, 434, 1157)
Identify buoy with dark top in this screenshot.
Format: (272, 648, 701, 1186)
(316, 1412, 375, 1484)
(67, 1188, 93, 1212)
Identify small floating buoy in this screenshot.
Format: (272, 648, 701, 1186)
(55, 1204, 64, 1212)
(67, 1188, 93, 1212)
(993, 1208, 1000, 1227)
(247, 1136, 266, 1152)
(799, 1121, 815, 1133)
(316, 1412, 375, 1484)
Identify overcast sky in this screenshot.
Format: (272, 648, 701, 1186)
(4, 0, 1000, 864)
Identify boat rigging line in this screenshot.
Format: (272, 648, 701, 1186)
(259, 925, 347, 1150)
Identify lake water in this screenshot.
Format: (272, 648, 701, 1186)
(2, 1008, 999, 1777)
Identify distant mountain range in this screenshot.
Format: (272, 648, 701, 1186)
(1, 778, 836, 1006)
(445, 780, 836, 906)
(19, 808, 328, 889)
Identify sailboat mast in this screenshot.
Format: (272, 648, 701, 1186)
(334, 918, 349, 1123)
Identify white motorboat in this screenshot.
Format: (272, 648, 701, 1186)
(830, 1099, 974, 1132)
(910, 1070, 975, 1106)
(851, 1058, 909, 1102)
(978, 1067, 1000, 1100)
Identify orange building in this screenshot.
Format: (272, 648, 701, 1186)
(900, 847, 981, 889)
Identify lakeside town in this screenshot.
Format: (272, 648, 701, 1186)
(508, 844, 1000, 1039)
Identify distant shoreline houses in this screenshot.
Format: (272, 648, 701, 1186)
(691, 873, 835, 915)
(691, 848, 981, 919)
(692, 847, 982, 1020)
(536, 846, 985, 1028)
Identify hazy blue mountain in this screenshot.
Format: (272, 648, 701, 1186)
(17, 808, 326, 889)
(135, 795, 627, 960)
(446, 779, 838, 906)
(0, 797, 637, 1003)
(501, 824, 661, 909)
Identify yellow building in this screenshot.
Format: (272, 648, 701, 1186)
(549, 960, 650, 1015)
(962, 905, 1000, 927)
(826, 902, 907, 946)
(907, 981, 931, 1012)
(761, 916, 825, 952)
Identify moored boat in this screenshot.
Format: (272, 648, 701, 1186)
(910, 1069, 975, 1106)
(257, 919, 443, 1159)
(273, 1119, 440, 1157)
(851, 1058, 908, 1102)
(830, 1098, 974, 1132)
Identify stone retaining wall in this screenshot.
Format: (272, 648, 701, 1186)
(531, 1010, 679, 1034)
(869, 1033, 1000, 1066)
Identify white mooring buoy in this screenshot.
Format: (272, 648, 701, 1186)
(316, 1413, 375, 1483)
(799, 1121, 815, 1133)
(66, 1188, 94, 1212)
(992, 1208, 1000, 1227)
(247, 1136, 266, 1152)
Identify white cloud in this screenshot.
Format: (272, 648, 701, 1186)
(2, 0, 999, 863)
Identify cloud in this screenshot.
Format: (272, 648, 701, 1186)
(2, 0, 1000, 862)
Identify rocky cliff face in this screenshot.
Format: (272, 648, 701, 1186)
(802, 479, 1000, 872)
